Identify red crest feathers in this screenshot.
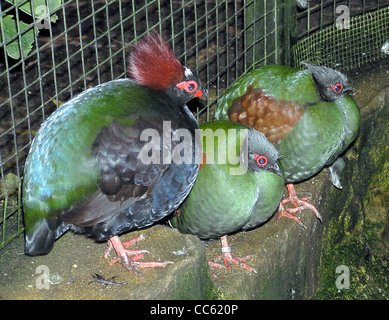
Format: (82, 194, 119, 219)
(128, 32, 185, 90)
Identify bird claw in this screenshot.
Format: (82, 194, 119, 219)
(276, 202, 307, 229)
(208, 236, 257, 276)
(276, 183, 322, 228)
(105, 235, 173, 279)
(209, 253, 257, 274)
(104, 234, 147, 259)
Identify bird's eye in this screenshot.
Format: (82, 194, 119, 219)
(329, 83, 343, 93)
(176, 80, 198, 93)
(254, 154, 268, 166)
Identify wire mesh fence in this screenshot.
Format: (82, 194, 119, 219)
(294, 1, 389, 70)
(296, 0, 389, 38)
(0, 0, 388, 251)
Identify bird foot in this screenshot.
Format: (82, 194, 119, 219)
(276, 183, 322, 229)
(105, 235, 173, 279)
(208, 236, 257, 276)
(208, 253, 257, 275)
(276, 202, 307, 229)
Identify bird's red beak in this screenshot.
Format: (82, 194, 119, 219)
(195, 89, 207, 98)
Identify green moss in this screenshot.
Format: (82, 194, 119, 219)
(315, 187, 388, 299)
(314, 221, 388, 299)
(165, 254, 218, 300)
(314, 89, 389, 300)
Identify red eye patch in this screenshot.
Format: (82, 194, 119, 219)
(254, 154, 268, 166)
(329, 83, 343, 93)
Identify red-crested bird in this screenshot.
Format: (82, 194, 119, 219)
(23, 32, 206, 277)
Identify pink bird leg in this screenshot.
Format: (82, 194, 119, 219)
(208, 235, 257, 276)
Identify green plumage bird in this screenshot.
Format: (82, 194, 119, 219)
(170, 121, 284, 272)
(22, 33, 206, 276)
(214, 62, 360, 227)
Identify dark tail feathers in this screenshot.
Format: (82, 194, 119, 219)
(24, 218, 69, 256)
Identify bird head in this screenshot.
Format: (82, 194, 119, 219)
(167, 66, 206, 105)
(128, 32, 206, 104)
(301, 61, 355, 102)
(246, 128, 282, 176)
